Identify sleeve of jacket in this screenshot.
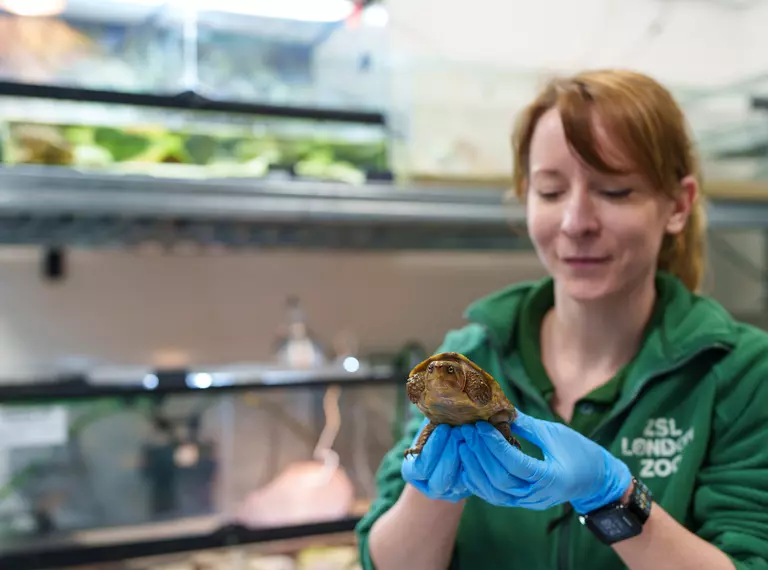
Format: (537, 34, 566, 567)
(354, 324, 485, 570)
(693, 333, 768, 570)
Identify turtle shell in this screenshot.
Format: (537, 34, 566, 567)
(409, 351, 496, 378)
(407, 351, 516, 424)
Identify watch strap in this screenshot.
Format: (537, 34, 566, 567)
(626, 477, 652, 523)
(578, 476, 653, 545)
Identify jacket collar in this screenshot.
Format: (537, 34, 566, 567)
(463, 271, 737, 389)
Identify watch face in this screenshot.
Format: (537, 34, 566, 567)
(584, 505, 643, 544)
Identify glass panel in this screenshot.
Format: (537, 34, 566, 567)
(0, 2, 186, 94)
(0, 1, 391, 113)
(0, 97, 391, 181)
(0, 382, 402, 560)
(194, 9, 390, 113)
(0, 1, 393, 181)
(388, 60, 768, 183)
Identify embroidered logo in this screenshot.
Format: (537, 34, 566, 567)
(619, 418, 694, 478)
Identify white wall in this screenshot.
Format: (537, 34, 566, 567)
(0, 246, 548, 378)
(311, 0, 768, 179)
(386, 0, 768, 87)
(0, 227, 763, 380)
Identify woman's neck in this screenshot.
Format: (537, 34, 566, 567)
(542, 274, 657, 387)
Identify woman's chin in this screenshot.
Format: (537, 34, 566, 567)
(557, 276, 619, 303)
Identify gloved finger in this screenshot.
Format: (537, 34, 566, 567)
(408, 478, 432, 497)
(508, 410, 553, 451)
(454, 464, 470, 496)
(458, 442, 519, 506)
(475, 421, 546, 482)
(510, 492, 561, 511)
(406, 423, 452, 481)
(459, 424, 530, 496)
(459, 468, 518, 508)
(427, 427, 463, 496)
(441, 466, 471, 503)
(409, 476, 467, 502)
(441, 490, 468, 503)
(460, 469, 490, 503)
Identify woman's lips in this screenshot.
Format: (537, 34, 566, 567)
(561, 256, 610, 267)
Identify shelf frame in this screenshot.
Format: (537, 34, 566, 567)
(0, 516, 363, 570)
(0, 81, 386, 125)
(0, 363, 403, 403)
(0, 167, 767, 251)
(0, 166, 531, 250)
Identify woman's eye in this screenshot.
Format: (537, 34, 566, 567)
(601, 188, 633, 199)
(535, 188, 563, 200)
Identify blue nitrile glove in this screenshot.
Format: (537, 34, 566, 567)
(457, 411, 632, 513)
(401, 418, 471, 503)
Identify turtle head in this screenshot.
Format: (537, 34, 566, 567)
(425, 358, 468, 392)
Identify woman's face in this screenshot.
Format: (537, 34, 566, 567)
(525, 107, 693, 302)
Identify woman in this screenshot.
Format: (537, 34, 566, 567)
(355, 69, 768, 570)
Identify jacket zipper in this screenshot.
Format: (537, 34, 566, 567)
(480, 327, 573, 570)
(478, 326, 552, 414)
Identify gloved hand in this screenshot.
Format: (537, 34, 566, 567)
(457, 411, 632, 513)
(401, 418, 470, 503)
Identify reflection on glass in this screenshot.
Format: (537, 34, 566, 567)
(0, 8, 184, 93)
(0, 1, 389, 112)
(0, 113, 390, 182)
(0, 383, 398, 559)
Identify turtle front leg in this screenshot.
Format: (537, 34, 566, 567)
(403, 420, 438, 457)
(493, 420, 521, 450)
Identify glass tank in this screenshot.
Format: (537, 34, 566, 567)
(0, 378, 407, 568)
(0, 103, 390, 183)
(0, 0, 393, 183)
(0, 0, 390, 109)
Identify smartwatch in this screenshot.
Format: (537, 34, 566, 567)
(578, 477, 653, 545)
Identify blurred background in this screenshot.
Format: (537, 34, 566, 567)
(0, 0, 766, 568)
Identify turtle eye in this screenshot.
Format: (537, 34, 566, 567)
(447, 365, 454, 373)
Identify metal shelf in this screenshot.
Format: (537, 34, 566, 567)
(0, 166, 530, 250)
(0, 361, 401, 403)
(0, 166, 765, 251)
(706, 197, 768, 229)
(0, 81, 386, 125)
(0, 516, 362, 570)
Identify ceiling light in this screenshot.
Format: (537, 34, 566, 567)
(362, 4, 388, 27)
(193, 0, 355, 22)
(0, 0, 66, 16)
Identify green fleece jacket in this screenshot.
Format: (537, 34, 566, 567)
(355, 272, 768, 570)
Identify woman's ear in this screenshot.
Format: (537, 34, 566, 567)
(666, 175, 698, 234)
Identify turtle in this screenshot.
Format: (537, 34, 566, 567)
(403, 351, 521, 457)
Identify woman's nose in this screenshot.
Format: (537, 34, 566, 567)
(560, 192, 600, 236)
